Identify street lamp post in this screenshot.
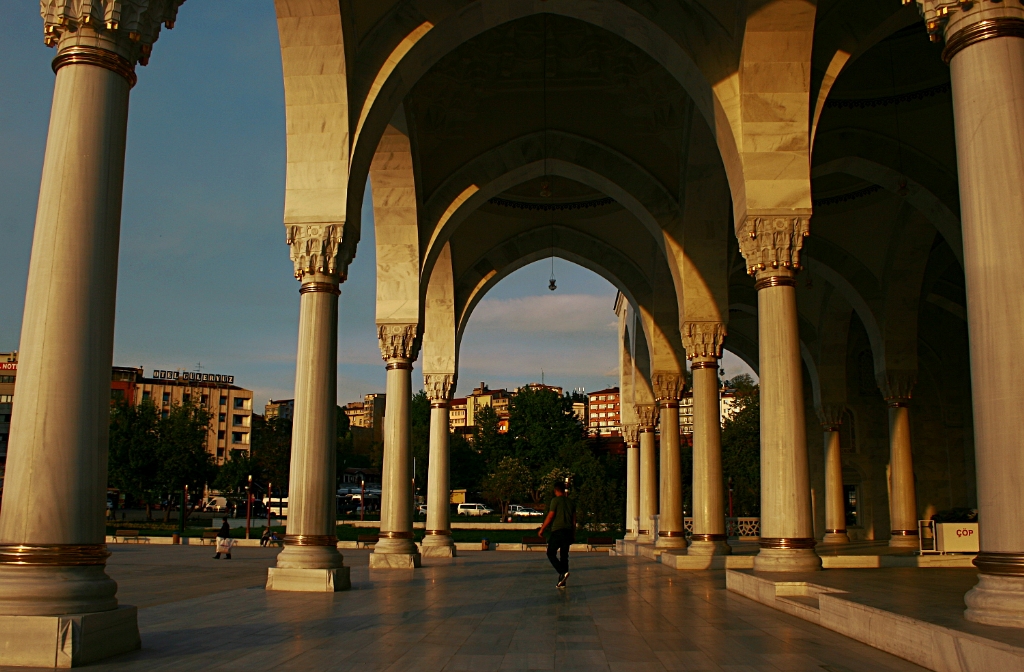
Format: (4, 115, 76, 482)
(177, 484, 188, 541)
(267, 481, 272, 532)
(245, 475, 252, 540)
(360, 479, 365, 522)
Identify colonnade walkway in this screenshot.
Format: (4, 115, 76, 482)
(92, 546, 925, 671)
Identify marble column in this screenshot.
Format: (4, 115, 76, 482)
(683, 322, 731, 556)
(739, 215, 820, 572)
(819, 405, 849, 544)
(880, 373, 919, 548)
(371, 324, 421, 568)
(421, 373, 456, 557)
(636, 404, 658, 545)
(623, 424, 640, 539)
(910, 0, 1024, 625)
(653, 374, 686, 549)
(0, 4, 181, 666)
(267, 260, 351, 592)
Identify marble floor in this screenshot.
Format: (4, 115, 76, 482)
(91, 545, 927, 671)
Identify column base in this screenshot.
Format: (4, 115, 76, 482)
(369, 552, 421, 569)
(655, 533, 687, 550)
(420, 537, 456, 558)
(0, 605, 139, 668)
(823, 531, 850, 544)
(965, 574, 1024, 628)
(753, 548, 822, 572)
(889, 532, 919, 548)
(687, 539, 732, 556)
(274, 544, 344, 570)
(266, 566, 350, 592)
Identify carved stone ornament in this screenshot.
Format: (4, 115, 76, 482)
(651, 373, 684, 401)
(738, 215, 810, 276)
(906, 0, 1024, 43)
(621, 423, 640, 445)
(378, 324, 418, 362)
(817, 404, 845, 430)
(423, 373, 454, 402)
(879, 370, 916, 401)
(682, 321, 726, 360)
(635, 404, 658, 429)
(287, 223, 347, 281)
(41, 0, 184, 64)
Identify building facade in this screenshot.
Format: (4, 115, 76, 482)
(449, 382, 512, 433)
(265, 398, 294, 421)
(588, 387, 621, 437)
(343, 393, 386, 443)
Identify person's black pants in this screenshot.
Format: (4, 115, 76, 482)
(546, 529, 573, 576)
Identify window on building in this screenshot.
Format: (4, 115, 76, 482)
(233, 414, 244, 426)
(234, 397, 245, 409)
(161, 410, 169, 419)
(201, 394, 209, 405)
(0, 432, 7, 443)
(111, 389, 124, 401)
(218, 430, 225, 440)
(844, 485, 859, 527)
(0, 395, 13, 403)
(0, 415, 10, 423)
(183, 393, 191, 403)
(0, 375, 14, 383)
(232, 432, 243, 443)
(220, 396, 227, 406)
(219, 412, 226, 423)
(217, 448, 224, 458)
(142, 391, 151, 400)
(162, 392, 170, 403)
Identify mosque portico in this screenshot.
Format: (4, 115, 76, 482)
(3, 0, 1024, 667)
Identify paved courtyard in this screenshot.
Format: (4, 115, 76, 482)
(91, 545, 926, 671)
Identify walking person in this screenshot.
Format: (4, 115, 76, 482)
(213, 517, 233, 560)
(538, 482, 575, 588)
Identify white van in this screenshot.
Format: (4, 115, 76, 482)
(457, 503, 494, 517)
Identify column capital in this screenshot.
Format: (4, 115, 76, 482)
(879, 370, 916, 404)
(423, 373, 454, 402)
(42, 0, 184, 66)
(378, 323, 419, 362)
(622, 423, 640, 445)
(737, 214, 810, 278)
(287, 223, 348, 281)
(817, 404, 844, 431)
(651, 373, 684, 402)
(682, 321, 726, 361)
(635, 404, 658, 430)
(905, 1, 1024, 55)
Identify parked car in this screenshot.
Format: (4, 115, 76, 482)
(416, 504, 428, 515)
(508, 505, 544, 518)
(457, 503, 494, 517)
(203, 496, 228, 512)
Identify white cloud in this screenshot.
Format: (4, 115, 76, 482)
(467, 294, 618, 334)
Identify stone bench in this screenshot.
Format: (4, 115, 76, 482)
(356, 534, 379, 549)
(113, 529, 148, 543)
(586, 537, 615, 551)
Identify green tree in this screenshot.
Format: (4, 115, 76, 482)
(507, 386, 584, 478)
(473, 405, 509, 466)
(449, 432, 485, 491)
(483, 456, 532, 518)
(410, 391, 430, 498)
(250, 414, 292, 491)
(155, 400, 217, 522)
(213, 449, 254, 495)
(550, 441, 624, 533)
(721, 383, 760, 516)
(108, 399, 161, 519)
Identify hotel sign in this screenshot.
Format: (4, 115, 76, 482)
(153, 370, 234, 384)
(0, 363, 15, 371)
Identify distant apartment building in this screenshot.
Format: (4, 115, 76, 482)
(0, 352, 17, 475)
(133, 368, 254, 465)
(343, 393, 386, 442)
(588, 387, 621, 437)
(572, 401, 588, 425)
(517, 382, 563, 395)
(450, 382, 512, 433)
(265, 399, 294, 421)
(0, 355, 252, 468)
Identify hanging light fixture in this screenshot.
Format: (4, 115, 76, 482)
(548, 227, 557, 291)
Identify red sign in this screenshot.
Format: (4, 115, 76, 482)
(0, 363, 15, 371)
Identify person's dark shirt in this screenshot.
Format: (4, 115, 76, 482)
(217, 522, 231, 538)
(547, 495, 574, 532)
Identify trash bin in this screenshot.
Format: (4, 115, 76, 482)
(172, 533, 180, 545)
(481, 538, 489, 551)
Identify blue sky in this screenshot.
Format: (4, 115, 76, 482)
(0, 1, 754, 410)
